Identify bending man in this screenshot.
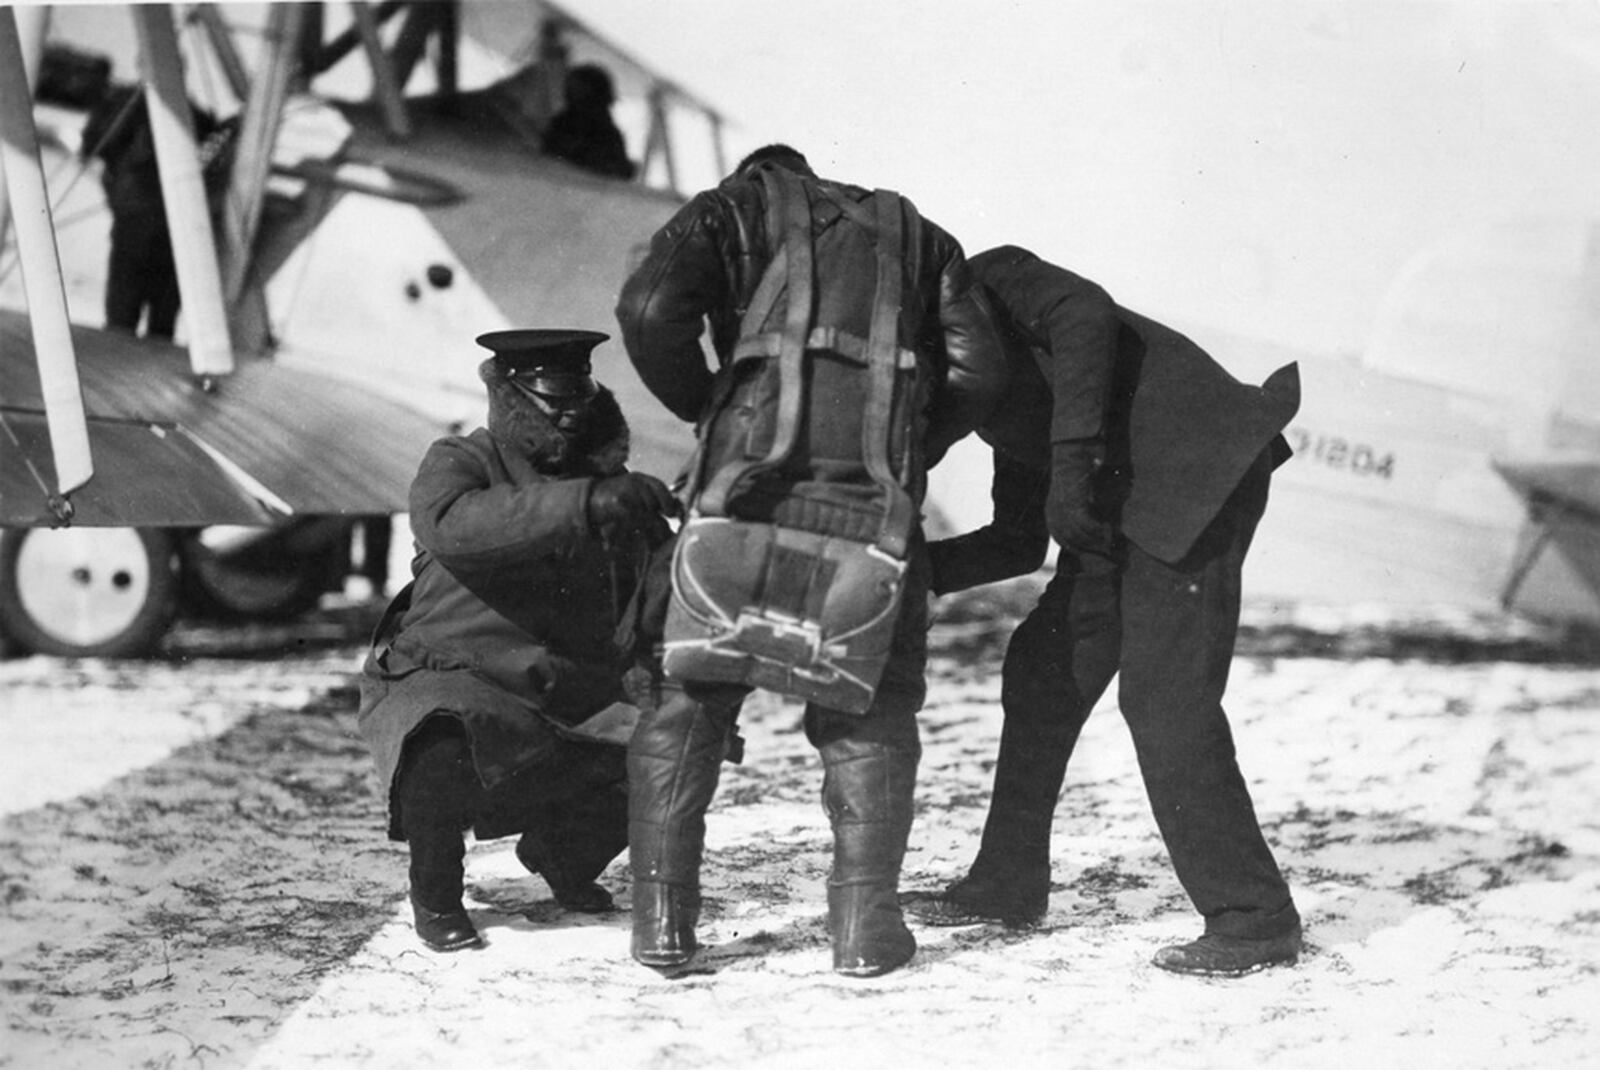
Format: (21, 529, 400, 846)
(902, 245, 1303, 977)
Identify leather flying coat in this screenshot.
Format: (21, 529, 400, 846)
(613, 163, 1007, 467)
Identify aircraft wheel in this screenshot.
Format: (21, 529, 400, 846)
(0, 527, 181, 657)
(179, 525, 344, 621)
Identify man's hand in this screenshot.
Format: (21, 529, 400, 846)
(588, 473, 680, 539)
(1047, 438, 1114, 555)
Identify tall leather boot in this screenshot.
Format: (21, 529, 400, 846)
(627, 684, 737, 968)
(821, 738, 919, 978)
(398, 718, 483, 952)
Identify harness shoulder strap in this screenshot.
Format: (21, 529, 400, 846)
(861, 189, 915, 557)
(680, 248, 787, 503)
(698, 167, 814, 515)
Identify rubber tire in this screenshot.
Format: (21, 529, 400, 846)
(178, 524, 347, 622)
(0, 527, 181, 657)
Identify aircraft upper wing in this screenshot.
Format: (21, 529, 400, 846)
(1, 310, 444, 527)
(457, 0, 724, 120)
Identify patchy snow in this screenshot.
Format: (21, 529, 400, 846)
(0, 653, 354, 817)
(1, 600, 1597, 1069)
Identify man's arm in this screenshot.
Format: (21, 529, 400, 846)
(927, 451, 1051, 595)
(614, 193, 728, 423)
(978, 246, 1117, 442)
(978, 246, 1118, 554)
(922, 244, 1008, 465)
(408, 437, 594, 576)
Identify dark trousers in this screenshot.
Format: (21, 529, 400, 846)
(984, 451, 1297, 939)
(397, 715, 628, 911)
(104, 209, 180, 339)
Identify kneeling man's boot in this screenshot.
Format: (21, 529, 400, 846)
(409, 892, 482, 952)
(821, 738, 919, 978)
(400, 748, 483, 953)
(406, 828, 482, 952)
(517, 779, 630, 914)
(516, 832, 617, 914)
(627, 686, 732, 968)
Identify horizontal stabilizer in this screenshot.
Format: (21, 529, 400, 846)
(1491, 455, 1600, 617)
(1492, 457, 1600, 519)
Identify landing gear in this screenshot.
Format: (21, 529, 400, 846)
(0, 527, 181, 657)
(178, 521, 350, 621)
(0, 519, 364, 657)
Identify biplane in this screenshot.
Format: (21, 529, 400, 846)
(5, 2, 1598, 661)
(0, 0, 715, 656)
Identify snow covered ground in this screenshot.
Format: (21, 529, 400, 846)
(1, 596, 1597, 1069)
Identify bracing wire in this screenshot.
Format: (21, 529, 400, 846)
(0, 87, 139, 286)
(0, 5, 251, 285)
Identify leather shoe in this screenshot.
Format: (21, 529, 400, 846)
(410, 893, 483, 952)
(1152, 927, 1301, 977)
(514, 837, 617, 913)
(899, 874, 1047, 930)
(550, 881, 616, 914)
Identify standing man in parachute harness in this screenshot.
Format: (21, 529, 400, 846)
(615, 144, 1005, 977)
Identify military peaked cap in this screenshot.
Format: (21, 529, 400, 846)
(473, 329, 604, 396)
(475, 329, 608, 396)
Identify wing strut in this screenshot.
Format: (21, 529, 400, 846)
(350, 1, 413, 139)
(0, 6, 93, 518)
(1499, 500, 1558, 611)
(0, 2, 47, 248)
(220, 2, 304, 304)
(132, 3, 235, 379)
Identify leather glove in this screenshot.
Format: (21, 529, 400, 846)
(1047, 438, 1114, 556)
(588, 473, 680, 540)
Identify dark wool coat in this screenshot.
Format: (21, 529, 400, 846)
(931, 245, 1300, 590)
(358, 385, 659, 839)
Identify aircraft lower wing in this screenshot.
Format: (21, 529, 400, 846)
(1, 411, 276, 527)
(1491, 457, 1600, 614)
(0, 309, 445, 527)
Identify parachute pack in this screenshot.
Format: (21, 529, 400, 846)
(661, 165, 928, 714)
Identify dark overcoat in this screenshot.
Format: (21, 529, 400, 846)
(358, 394, 654, 839)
